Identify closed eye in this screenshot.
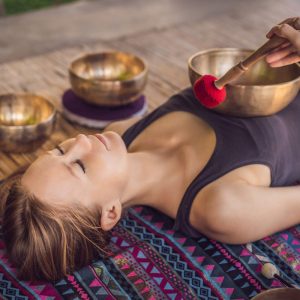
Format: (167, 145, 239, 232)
(54, 145, 86, 173)
(75, 159, 86, 173)
(56, 145, 64, 155)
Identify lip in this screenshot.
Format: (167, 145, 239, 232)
(94, 134, 109, 150)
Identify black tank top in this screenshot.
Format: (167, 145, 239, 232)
(121, 87, 300, 238)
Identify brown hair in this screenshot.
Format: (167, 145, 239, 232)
(0, 167, 111, 281)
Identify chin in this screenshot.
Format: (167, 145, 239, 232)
(104, 131, 127, 152)
(104, 131, 121, 142)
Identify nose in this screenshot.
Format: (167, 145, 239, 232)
(75, 134, 92, 150)
(65, 134, 92, 159)
(76, 134, 90, 144)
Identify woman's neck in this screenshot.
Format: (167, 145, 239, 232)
(119, 148, 184, 210)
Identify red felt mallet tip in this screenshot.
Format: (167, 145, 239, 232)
(193, 75, 226, 109)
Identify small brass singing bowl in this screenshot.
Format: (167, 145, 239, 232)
(0, 94, 56, 152)
(69, 51, 148, 106)
(188, 48, 300, 117)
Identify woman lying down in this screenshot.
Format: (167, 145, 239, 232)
(1, 17, 300, 281)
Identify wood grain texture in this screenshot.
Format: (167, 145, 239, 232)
(1, 0, 300, 179)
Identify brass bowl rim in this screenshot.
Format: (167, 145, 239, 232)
(251, 287, 300, 299)
(69, 51, 148, 83)
(0, 93, 56, 129)
(188, 47, 300, 88)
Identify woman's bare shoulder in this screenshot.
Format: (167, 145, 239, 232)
(103, 115, 144, 136)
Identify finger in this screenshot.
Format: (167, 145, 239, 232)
(273, 23, 299, 41)
(283, 17, 300, 30)
(266, 25, 288, 39)
(268, 24, 300, 53)
(278, 17, 300, 29)
(267, 18, 293, 38)
(269, 53, 300, 67)
(266, 27, 276, 39)
(267, 17, 300, 38)
(278, 41, 291, 49)
(294, 17, 300, 30)
(268, 42, 291, 54)
(266, 45, 295, 63)
(278, 17, 295, 26)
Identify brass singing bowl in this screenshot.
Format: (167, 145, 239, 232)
(0, 94, 56, 152)
(188, 48, 300, 117)
(69, 51, 148, 106)
(251, 288, 300, 300)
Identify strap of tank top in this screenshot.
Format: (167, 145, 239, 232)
(122, 87, 224, 149)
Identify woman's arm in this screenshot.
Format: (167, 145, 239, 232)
(103, 115, 143, 136)
(266, 17, 300, 67)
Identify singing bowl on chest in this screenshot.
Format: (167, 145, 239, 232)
(251, 288, 300, 300)
(188, 48, 300, 117)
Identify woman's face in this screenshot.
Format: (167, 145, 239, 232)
(22, 131, 128, 211)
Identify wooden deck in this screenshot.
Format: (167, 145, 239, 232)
(1, 0, 300, 179)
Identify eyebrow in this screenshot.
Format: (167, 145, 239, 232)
(46, 148, 80, 180)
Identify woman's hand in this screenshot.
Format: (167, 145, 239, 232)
(265, 17, 300, 67)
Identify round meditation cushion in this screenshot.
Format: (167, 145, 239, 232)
(62, 89, 147, 128)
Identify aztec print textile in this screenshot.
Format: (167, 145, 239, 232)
(0, 205, 300, 300)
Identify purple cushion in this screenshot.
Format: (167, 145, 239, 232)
(62, 90, 147, 128)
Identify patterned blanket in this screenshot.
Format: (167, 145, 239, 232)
(1, 205, 300, 300)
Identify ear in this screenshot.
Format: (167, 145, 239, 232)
(100, 199, 122, 231)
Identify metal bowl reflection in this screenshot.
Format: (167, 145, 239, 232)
(0, 94, 56, 152)
(251, 288, 300, 300)
(188, 48, 300, 117)
(69, 51, 148, 106)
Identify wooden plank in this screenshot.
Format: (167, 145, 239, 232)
(1, 0, 299, 64)
(0, 0, 242, 63)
